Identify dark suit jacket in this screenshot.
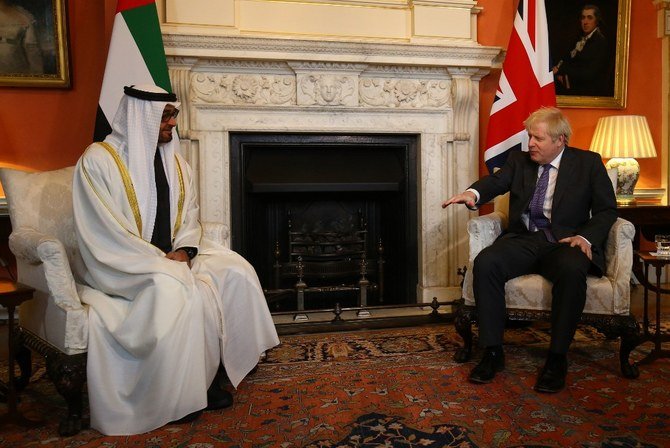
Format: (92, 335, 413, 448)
(556, 29, 610, 96)
(470, 147, 617, 274)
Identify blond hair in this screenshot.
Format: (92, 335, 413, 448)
(523, 107, 572, 143)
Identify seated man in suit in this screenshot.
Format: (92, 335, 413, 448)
(442, 107, 617, 393)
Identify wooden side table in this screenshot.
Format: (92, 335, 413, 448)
(618, 205, 670, 294)
(636, 251, 670, 365)
(0, 280, 40, 428)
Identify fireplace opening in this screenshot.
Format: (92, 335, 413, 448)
(230, 134, 418, 312)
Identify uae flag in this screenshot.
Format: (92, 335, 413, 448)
(93, 0, 172, 141)
(483, 0, 556, 173)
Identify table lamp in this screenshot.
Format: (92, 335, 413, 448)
(589, 115, 657, 206)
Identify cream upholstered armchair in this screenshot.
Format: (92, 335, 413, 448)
(0, 166, 228, 436)
(0, 166, 89, 436)
(454, 194, 640, 379)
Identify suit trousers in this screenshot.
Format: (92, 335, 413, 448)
(472, 231, 592, 354)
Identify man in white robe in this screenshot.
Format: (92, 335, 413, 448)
(73, 84, 280, 435)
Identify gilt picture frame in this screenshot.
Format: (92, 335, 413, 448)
(546, 0, 630, 109)
(0, 0, 70, 88)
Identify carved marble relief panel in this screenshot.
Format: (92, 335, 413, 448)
(297, 74, 358, 106)
(190, 73, 295, 106)
(187, 61, 456, 112)
(358, 78, 451, 109)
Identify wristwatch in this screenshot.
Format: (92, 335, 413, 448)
(177, 247, 198, 260)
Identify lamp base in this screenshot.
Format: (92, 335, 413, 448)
(615, 195, 636, 206)
(605, 157, 639, 206)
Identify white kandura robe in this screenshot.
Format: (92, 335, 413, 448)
(73, 142, 279, 435)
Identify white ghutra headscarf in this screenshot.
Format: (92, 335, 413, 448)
(103, 84, 181, 242)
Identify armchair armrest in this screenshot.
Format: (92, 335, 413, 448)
(462, 212, 505, 304)
(202, 221, 230, 247)
(9, 227, 85, 312)
(466, 211, 506, 262)
(8, 227, 43, 264)
(603, 218, 635, 314)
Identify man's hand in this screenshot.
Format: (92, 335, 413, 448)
(166, 249, 192, 267)
(442, 191, 477, 210)
(559, 236, 592, 260)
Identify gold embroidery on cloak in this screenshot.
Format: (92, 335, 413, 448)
(173, 156, 185, 237)
(96, 142, 186, 245)
(81, 149, 141, 240)
(98, 142, 144, 235)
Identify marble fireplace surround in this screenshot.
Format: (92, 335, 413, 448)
(164, 34, 502, 303)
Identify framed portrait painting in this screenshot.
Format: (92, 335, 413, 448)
(0, 0, 70, 88)
(546, 0, 631, 108)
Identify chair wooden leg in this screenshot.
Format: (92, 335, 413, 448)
(454, 302, 475, 363)
(14, 346, 32, 391)
(618, 315, 640, 379)
(12, 327, 32, 391)
(18, 328, 89, 436)
(592, 314, 640, 379)
(46, 353, 88, 436)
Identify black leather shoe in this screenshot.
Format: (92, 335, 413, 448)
(469, 346, 505, 384)
(206, 382, 234, 410)
(169, 409, 202, 424)
(535, 353, 568, 393)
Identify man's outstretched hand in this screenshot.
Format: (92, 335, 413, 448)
(442, 191, 477, 210)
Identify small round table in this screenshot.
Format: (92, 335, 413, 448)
(636, 251, 670, 365)
(0, 280, 40, 429)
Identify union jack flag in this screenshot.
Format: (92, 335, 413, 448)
(484, 0, 556, 173)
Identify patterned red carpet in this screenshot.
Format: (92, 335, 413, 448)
(0, 322, 668, 447)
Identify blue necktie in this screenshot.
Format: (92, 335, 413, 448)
(529, 164, 555, 242)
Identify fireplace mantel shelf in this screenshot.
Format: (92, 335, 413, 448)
(163, 33, 503, 69)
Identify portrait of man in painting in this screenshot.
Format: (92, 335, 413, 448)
(0, 0, 58, 76)
(547, 1, 618, 98)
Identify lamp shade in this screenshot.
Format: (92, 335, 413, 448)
(589, 115, 657, 159)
